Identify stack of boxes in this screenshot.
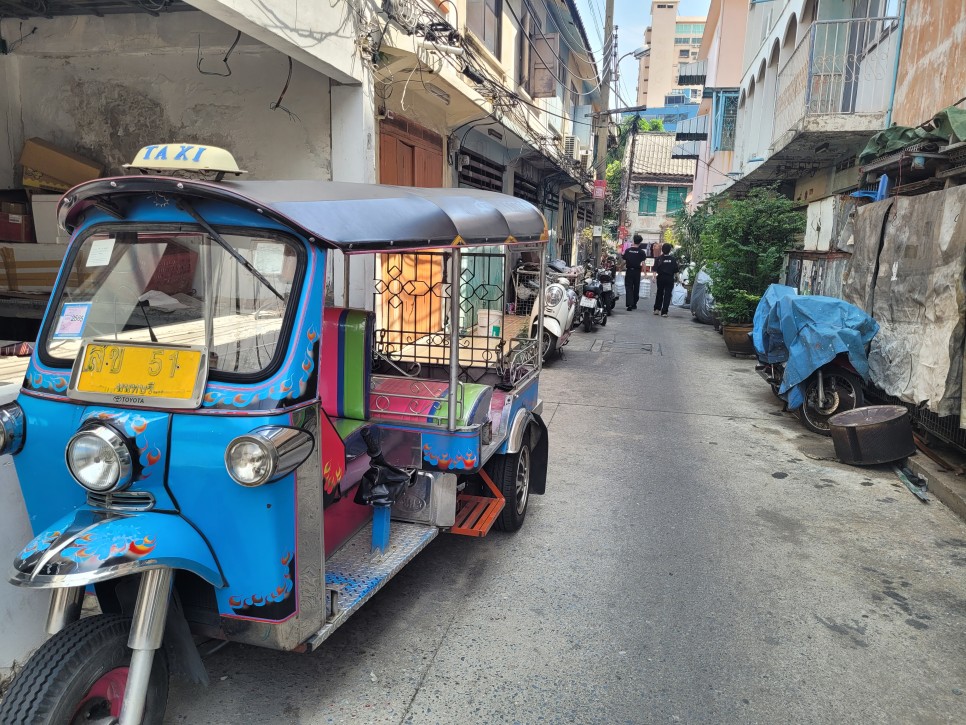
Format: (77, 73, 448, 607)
(1, 138, 103, 294)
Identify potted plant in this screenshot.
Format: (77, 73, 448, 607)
(701, 187, 805, 356)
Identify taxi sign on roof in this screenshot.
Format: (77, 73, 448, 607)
(124, 144, 247, 175)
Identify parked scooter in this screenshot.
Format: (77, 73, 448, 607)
(579, 273, 607, 332)
(597, 267, 617, 313)
(753, 284, 877, 437)
(529, 275, 578, 359)
(757, 356, 865, 435)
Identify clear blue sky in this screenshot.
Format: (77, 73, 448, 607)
(572, 0, 711, 108)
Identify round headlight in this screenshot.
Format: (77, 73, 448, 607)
(545, 286, 564, 307)
(225, 437, 275, 487)
(66, 426, 134, 493)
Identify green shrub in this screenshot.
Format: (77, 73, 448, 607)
(702, 187, 804, 324)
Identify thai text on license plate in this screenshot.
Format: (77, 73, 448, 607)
(579, 297, 597, 308)
(601, 283, 612, 291)
(72, 341, 206, 405)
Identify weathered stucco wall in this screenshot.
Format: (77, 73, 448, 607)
(892, 0, 966, 127)
(0, 12, 332, 186)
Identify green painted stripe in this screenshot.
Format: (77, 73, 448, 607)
(342, 311, 367, 420)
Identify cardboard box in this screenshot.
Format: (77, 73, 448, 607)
(30, 194, 69, 244)
(0, 212, 36, 243)
(19, 138, 102, 191)
(0, 190, 30, 215)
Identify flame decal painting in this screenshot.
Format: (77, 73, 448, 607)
(83, 410, 165, 480)
(227, 551, 297, 621)
(24, 368, 69, 394)
(202, 326, 318, 410)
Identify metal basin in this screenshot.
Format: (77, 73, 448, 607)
(828, 405, 915, 465)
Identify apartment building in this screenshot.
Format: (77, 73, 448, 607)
(636, 0, 706, 108)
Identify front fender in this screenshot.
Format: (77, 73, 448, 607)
(10, 508, 224, 589)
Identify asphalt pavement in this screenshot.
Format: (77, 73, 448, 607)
(168, 296, 966, 724)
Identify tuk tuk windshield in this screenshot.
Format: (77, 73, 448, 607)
(43, 229, 301, 377)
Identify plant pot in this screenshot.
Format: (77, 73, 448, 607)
(721, 323, 755, 357)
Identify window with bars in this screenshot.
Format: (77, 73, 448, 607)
(712, 90, 739, 152)
(667, 187, 688, 213)
(639, 186, 658, 216)
(459, 150, 505, 192)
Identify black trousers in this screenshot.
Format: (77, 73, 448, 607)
(625, 269, 641, 307)
(654, 277, 674, 313)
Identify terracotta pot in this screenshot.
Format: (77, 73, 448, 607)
(721, 323, 755, 357)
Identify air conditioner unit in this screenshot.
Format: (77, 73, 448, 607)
(563, 135, 582, 160)
(578, 149, 591, 170)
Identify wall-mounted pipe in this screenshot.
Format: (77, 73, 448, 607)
(884, 0, 907, 129)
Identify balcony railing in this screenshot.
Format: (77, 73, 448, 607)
(773, 16, 899, 147)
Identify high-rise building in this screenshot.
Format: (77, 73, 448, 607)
(636, 1, 706, 108)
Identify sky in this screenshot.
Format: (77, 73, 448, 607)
(571, 0, 712, 108)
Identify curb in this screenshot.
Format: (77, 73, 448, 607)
(906, 454, 966, 523)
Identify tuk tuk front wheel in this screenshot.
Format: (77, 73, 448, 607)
(0, 614, 168, 725)
(489, 430, 532, 532)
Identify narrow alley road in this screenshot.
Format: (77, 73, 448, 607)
(168, 302, 966, 724)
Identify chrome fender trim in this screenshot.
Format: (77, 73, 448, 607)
(10, 508, 224, 589)
(506, 409, 533, 455)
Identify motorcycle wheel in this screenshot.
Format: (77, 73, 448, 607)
(583, 308, 593, 332)
(0, 614, 169, 725)
(798, 371, 864, 436)
(540, 330, 557, 360)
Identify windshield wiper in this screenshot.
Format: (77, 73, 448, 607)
(177, 199, 284, 301)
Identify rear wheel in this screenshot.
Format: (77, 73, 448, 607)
(0, 614, 168, 725)
(799, 370, 864, 436)
(489, 430, 532, 532)
(583, 307, 593, 332)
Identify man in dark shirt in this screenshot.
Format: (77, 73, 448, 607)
(622, 234, 647, 311)
(653, 242, 679, 316)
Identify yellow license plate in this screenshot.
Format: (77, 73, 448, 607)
(74, 342, 205, 403)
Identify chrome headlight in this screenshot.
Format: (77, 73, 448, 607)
(66, 426, 134, 493)
(225, 426, 313, 487)
(545, 286, 564, 307)
(0, 403, 25, 456)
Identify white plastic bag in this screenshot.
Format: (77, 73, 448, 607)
(671, 282, 687, 306)
(615, 271, 626, 295)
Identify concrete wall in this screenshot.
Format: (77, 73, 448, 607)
(0, 12, 332, 186)
(891, 0, 966, 127)
(0, 385, 48, 686)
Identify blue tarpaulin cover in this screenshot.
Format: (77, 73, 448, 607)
(752, 284, 879, 409)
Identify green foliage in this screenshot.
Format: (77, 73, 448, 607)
(670, 198, 716, 274)
(701, 187, 805, 325)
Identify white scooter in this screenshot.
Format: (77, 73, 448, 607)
(530, 275, 578, 359)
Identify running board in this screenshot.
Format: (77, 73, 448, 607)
(450, 469, 505, 537)
(306, 521, 438, 651)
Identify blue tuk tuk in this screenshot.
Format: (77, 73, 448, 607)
(0, 144, 550, 724)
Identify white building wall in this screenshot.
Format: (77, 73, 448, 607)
(0, 13, 334, 186)
(0, 386, 48, 685)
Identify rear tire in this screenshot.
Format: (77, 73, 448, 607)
(0, 614, 168, 725)
(489, 430, 532, 532)
(583, 308, 593, 332)
(799, 370, 864, 436)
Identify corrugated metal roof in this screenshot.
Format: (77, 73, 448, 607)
(626, 132, 697, 179)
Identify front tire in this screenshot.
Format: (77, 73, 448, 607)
(540, 330, 557, 360)
(489, 430, 532, 532)
(0, 614, 169, 725)
(799, 370, 864, 436)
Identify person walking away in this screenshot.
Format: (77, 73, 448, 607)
(622, 234, 647, 310)
(653, 243, 679, 317)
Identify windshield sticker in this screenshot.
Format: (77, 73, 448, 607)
(86, 237, 116, 267)
(254, 243, 285, 276)
(53, 302, 91, 338)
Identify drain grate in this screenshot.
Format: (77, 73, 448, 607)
(591, 340, 662, 355)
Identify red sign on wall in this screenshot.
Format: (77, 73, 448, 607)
(593, 180, 606, 200)
(618, 226, 628, 241)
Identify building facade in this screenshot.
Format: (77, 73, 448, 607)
(622, 132, 696, 246)
(636, 0, 706, 108)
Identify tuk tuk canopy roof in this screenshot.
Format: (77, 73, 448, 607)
(59, 177, 549, 252)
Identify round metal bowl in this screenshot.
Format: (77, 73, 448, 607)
(828, 405, 915, 465)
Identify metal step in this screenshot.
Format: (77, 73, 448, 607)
(306, 520, 438, 650)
